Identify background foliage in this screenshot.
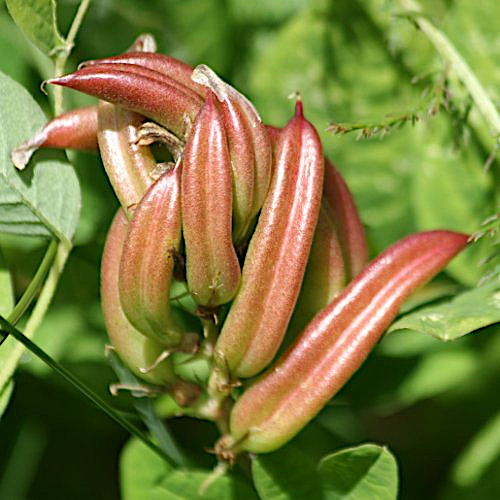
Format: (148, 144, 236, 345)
(0, 0, 498, 498)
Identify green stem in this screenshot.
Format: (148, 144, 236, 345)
(53, 0, 92, 114)
(7, 239, 57, 326)
(0, 242, 70, 390)
(0, 315, 174, 466)
(400, 0, 500, 138)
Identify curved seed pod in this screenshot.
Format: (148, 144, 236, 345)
(101, 209, 176, 386)
(48, 63, 204, 138)
(182, 91, 241, 307)
(323, 158, 368, 279)
(289, 159, 368, 334)
(97, 101, 156, 218)
(11, 36, 156, 170)
(11, 106, 98, 170)
(211, 101, 324, 383)
(227, 230, 469, 454)
(82, 52, 206, 98)
(119, 163, 184, 346)
(192, 65, 272, 242)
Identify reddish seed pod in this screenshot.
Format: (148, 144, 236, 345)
(97, 102, 156, 218)
(227, 230, 469, 454)
(182, 91, 241, 307)
(192, 65, 272, 244)
(82, 52, 207, 98)
(100, 210, 176, 386)
(48, 63, 204, 138)
(323, 158, 369, 279)
(11, 106, 99, 170)
(290, 159, 369, 334)
(119, 164, 184, 347)
(210, 100, 324, 384)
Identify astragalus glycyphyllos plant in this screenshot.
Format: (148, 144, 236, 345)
(11, 31, 470, 474)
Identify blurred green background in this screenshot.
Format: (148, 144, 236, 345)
(0, 0, 498, 498)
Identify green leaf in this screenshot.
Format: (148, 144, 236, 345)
(120, 437, 173, 500)
(251, 443, 323, 500)
(157, 469, 257, 500)
(318, 444, 398, 500)
(230, 0, 312, 23)
(395, 349, 478, 406)
(120, 438, 256, 500)
(108, 350, 187, 467)
(411, 124, 494, 285)
(6, 0, 65, 55)
(0, 380, 14, 420)
(0, 246, 14, 317)
(0, 245, 14, 419)
(451, 409, 500, 487)
(0, 71, 80, 243)
(389, 279, 500, 341)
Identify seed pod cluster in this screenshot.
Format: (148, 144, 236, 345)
(18, 35, 470, 459)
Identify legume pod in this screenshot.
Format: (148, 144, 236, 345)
(210, 101, 324, 384)
(192, 65, 271, 244)
(119, 163, 184, 347)
(97, 102, 155, 218)
(182, 91, 241, 307)
(11, 106, 98, 170)
(101, 209, 176, 386)
(82, 52, 206, 98)
(48, 63, 204, 138)
(290, 159, 368, 334)
(227, 230, 469, 454)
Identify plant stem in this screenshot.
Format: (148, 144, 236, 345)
(53, 0, 92, 114)
(7, 239, 57, 326)
(400, 0, 500, 138)
(0, 315, 174, 466)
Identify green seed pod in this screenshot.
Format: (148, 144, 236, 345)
(101, 209, 176, 386)
(227, 230, 469, 454)
(182, 91, 241, 307)
(119, 163, 185, 347)
(210, 100, 324, 385)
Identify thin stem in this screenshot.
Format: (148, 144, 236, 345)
(0, 242, 70, 391)
(0, 315, 173, 466)
(7, 239, 57, 326)
(53, 0, 92, 114)
(400, 0, 500, 138)
(65, 0, 91, 52)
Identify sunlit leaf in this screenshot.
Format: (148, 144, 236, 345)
(389, 279, 500, 341)
(0, 71, 80, 243)
(6, 0, 65, 55)
(318, 443, 398, 500)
